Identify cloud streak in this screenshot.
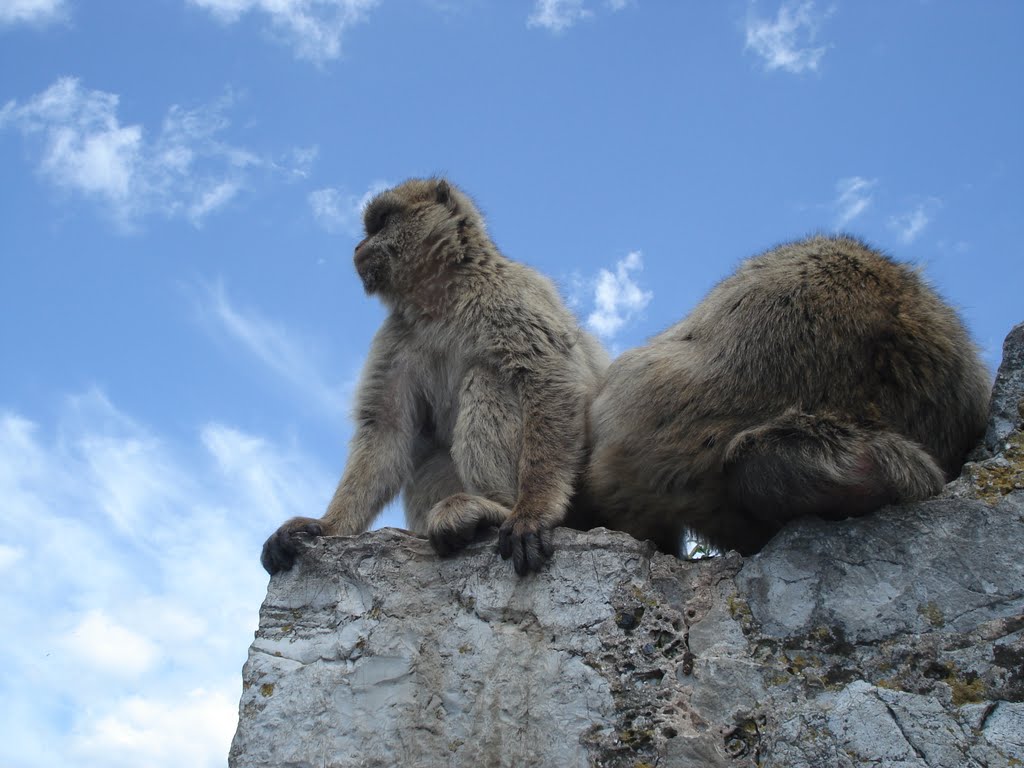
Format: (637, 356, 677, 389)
(889, 198, 941, 244)
(200, 281, 352, 417)
(188, 0, 379, 62)
(833, 175, 877, 227)
(0, 77, 306, 230)
(745, 1, 830, 74)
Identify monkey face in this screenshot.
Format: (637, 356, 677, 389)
(353, 189, 405, 295)
(354, 178, 479, 300)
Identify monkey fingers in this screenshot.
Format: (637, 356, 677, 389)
(498, 518, 555, 576)
(260, 516, 325, 576)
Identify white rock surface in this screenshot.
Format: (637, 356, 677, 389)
(231, 323, 1024, 768)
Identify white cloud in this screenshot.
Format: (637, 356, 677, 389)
(745, 1, 830, 74)
(187, 179, 241, 223)
(62, 610, 161, 678)
(528, 0, 592, 32)
(309, 179, 390, 236)
(202, 422, 331, 522)
(286, 144, 319, 178)
(0, 543, 24, 569)
(582, 251, 652, 339)
(0, 0, 66, 25)
(889, 198, 941, 244)
(834, 176, 877, 227)
(188, 0, 379, 62)
(527, 0, 630, 32)
(200, 281, 351, 416)
(0, 391, 334, 768)
(0, 77, 307, 230)
(71, 688, 238, 768)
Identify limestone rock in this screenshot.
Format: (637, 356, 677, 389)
(946, 322, 1024, 502)
(981, 322, 1024, 456)
(230, 323, 1024, 768)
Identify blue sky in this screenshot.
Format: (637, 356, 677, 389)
(1, 1, 1021, 766)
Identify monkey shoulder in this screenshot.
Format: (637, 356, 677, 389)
(456, 265, 580, 361)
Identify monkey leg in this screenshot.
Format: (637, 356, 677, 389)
(404, 445, 514, 555)
(451, 366, 522, 506)
(403, 446, 464, 535)
(722, 410, 946, 526)
(423, 367, 521, 556)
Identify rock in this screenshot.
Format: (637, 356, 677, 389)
(981, 322, 1024, 456)
(945, 322, 1024, 502)
(230, 323, 1024, 768)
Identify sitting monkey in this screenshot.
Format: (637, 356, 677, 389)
(262, 178, 608, 576)
(582, 234, 990, 556)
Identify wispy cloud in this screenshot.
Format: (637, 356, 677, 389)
(199, 281, 351, 416)
(61, 610, 161, 678)
(0, 0, 67, 26)
(576, 251, 652, 340)
(745, 1, 830, 74)
(889, 198, 941, 244)
(834, 175, 877, 227)
(527, 0, 630, 33)
(188, 0, 379, 62)
(528, 0, 591, 32)
(0, 390, 334, 767)
(309, 179, 390, 236)
(0, 77, 309, 230)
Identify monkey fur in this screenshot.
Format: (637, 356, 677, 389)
(262, 178, 608, 576)
(581, 234, 990, 556)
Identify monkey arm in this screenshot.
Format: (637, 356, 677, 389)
(498, 367, 585, 575)
(321, 416, 416, 535)
(261, 321, 418, 575)
(322, 325, 420, 534)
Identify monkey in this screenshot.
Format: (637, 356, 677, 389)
(261, 178, 608, 577)
(580, 234, 990, 556)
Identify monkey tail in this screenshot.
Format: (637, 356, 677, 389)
(722, 411, 945, 526)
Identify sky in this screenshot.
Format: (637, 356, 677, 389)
(1, 1, 1022, 766)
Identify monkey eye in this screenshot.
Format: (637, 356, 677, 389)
(365, 208, 397, 237)
(364, 215, 383, 236)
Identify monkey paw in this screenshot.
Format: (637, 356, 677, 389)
(260, 516, 325, 575)
(498, 516, 555, 576)
(428, 520, 483, 558)
(427, 493, 506, 557)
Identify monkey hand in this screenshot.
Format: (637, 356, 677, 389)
(498, 514, 555, 576)
(261, 516, 328, 575)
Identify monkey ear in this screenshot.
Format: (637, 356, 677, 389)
(435, 179, 457, 211)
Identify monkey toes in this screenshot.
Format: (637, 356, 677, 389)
(498, 517, 555, 576)
(261, 517, 325, 575)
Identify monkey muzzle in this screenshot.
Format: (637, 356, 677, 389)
(353, 239, 387, 293)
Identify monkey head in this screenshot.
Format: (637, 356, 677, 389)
(354, 178, 485, 301)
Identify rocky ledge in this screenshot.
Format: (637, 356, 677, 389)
(230, 323, 1023, 768)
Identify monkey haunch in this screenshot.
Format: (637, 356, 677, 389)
(262, 179, 607, 576)
(583, 235, 990, 556)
